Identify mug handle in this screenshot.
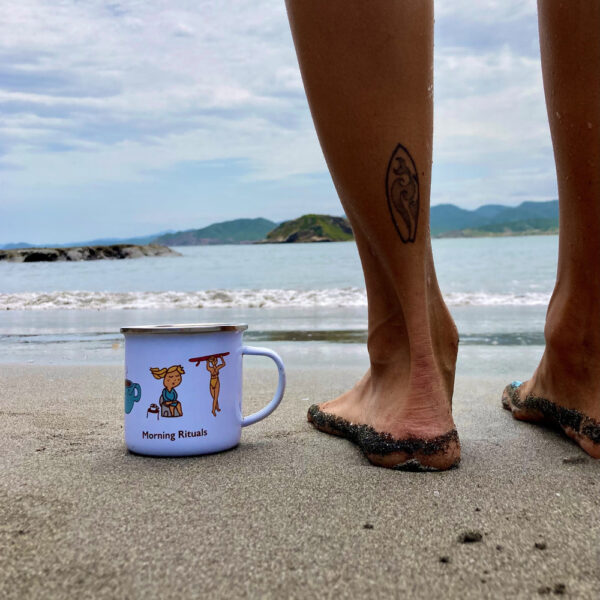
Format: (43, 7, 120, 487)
(241, 346, 286, 427)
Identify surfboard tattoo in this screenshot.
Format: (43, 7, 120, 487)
(385, 144, 419, 243)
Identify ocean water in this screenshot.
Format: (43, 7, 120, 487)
(0, 236, 558, 378)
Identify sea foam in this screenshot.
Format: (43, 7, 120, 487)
(0, 289, 551, 310)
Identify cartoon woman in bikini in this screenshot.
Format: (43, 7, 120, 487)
(150, 365, 185, 418)
(206, 355, 226, 417)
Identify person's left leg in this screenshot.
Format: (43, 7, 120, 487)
(285, 0, 460, 470)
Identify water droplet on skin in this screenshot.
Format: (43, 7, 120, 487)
(587, 122, 593, 129)
(555, 112, 561, 119)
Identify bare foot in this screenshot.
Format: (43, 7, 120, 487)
(308, 287, 461, 471)
(502, 302, 600, 458)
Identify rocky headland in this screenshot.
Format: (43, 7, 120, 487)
(263, 214, 353, 243)
(0, 243, 180, 263)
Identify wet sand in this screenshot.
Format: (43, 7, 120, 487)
(1, 364, 599, 599)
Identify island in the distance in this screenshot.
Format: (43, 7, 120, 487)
(263, 214, 353, 243)
(0, 243, 180, 263)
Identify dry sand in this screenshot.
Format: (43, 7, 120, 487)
(1, 364, 599, 599)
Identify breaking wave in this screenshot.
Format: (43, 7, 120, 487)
(0, 289, 551, 310)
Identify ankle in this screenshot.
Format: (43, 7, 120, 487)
(366, 313, 411, 368)
(545, 289, 600, 363)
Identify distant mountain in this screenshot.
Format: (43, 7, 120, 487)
(431, 200, 558, 236)
(2, 201, 560, 250)
(471, 204, 508, 220)
(440, 218, 559, 238)
(0, 232, 174, 250)
(63, 234, 171, 247)
(154, 218, 276, 246)
(264, 214, 353, 243)
(0, 242, 35, 250)
(428, 205, 483, 233)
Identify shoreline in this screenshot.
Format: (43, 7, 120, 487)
(1, 364, 598, 598)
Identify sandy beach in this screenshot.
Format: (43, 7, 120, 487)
(1, 364, 599, 599)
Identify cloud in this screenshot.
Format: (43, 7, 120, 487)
(0, 0, 559, 240)
(436, 0, 537, 23)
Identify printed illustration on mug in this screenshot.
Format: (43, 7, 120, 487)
(188, 352, 229, 417)
(149, 365, 185, 418)
(124, 378, 142, 414)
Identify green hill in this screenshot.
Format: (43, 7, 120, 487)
(154, 218, 276, 246)
(431, 200, 558, 237)
(265, 214, 353, 243)
(443, 218, 559, 238)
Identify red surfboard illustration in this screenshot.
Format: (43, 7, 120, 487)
(188, 352, 230, 367)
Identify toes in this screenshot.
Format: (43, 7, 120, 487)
(501, 381, 523, 412)
(502, 382, 600, 459)
(307, 404, 350, 438)
(501, 385, 513, 411)
(502, 381, 548, 422)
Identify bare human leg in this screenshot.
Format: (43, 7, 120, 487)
(502, 1, 600, 457)
(285, 0, 460, 470)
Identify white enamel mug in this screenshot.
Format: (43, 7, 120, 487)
(120, 324, 286, 456)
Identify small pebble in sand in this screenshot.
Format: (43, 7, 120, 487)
(538, 584, 566, 595)
(433, 490, 440, 497)
(458, 530, 482, 544)
(496, 545, 503, 551)
(538, 586, 552, 595)
(439, 556, 450, 564)
(363, 523, 374, 530)
(562, 456, 587, 465)
(535, 541, 547, 550)
(475, 507, 481, 512)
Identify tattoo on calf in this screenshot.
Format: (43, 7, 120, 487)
(386, 144, 419, 243)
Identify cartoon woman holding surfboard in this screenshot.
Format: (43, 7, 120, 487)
(189, 352, 229, 417)
(206, 355, 226, 416)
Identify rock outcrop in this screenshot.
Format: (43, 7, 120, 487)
(264, 214, 353, 243)
(0, 244, 180, 263)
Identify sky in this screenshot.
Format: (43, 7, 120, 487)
(0, 0, 557, 244)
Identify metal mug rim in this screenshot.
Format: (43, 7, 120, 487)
(120, 323, 248, 335)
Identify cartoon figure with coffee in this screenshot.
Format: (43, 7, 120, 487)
(150, 365, 185, 418)
(206, 355, 226, 417)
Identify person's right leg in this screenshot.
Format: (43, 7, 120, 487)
(503, 0, 600, 457)
(285, 0, 460, 470)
